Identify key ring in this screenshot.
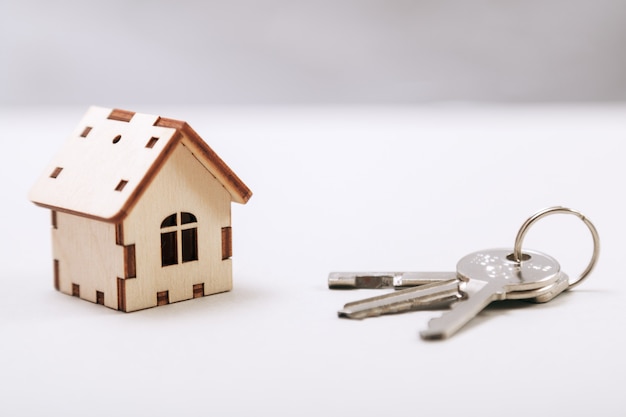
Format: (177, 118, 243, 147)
(513, 206, 600, 290)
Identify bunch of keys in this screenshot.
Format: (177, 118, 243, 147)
(329, 207, 600, 340)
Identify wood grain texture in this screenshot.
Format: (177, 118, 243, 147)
(124, 244, 136, 278)
(156, 291, 169, 306)
(107, 109, 135, 122)
(154, 117, 252, 205)
(53, 211, 125, 309)
(30, 106, 251, 223)
(46, 143, 234, 312)
(193, 283, 204, 298)
(120, 144, 232, 311)
(32, 107, 249, 311)
(222, 226, 232, 260)
(29, 106, 180, 222)
(117, 278, 126, 312)
(53, 259, 60, 290)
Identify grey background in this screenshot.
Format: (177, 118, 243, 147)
(2, 0, 626, 105)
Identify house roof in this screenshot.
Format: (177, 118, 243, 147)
(29, 107, 252, 223)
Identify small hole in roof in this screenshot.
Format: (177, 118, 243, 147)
(80, 127, 92, 137)
(50, 167, 63, 178)
(146, 136, 159, 148)
(115, 180, 128, 191)
(113, 135, 122, 144)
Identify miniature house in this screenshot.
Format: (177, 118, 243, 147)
(29, 107, 252, 312)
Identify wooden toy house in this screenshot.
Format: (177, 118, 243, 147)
(29, 107, 252, 312)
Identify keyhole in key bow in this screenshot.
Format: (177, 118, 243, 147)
(506, 253, 532, 262)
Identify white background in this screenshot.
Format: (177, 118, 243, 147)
(1, 105, 625, 416)
(2, 1, 625, 415)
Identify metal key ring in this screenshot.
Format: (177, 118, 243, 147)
(513, 206, 600, 290)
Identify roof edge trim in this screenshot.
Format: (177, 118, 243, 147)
(154, 117, 252, 204)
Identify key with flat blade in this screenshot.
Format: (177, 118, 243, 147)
(329, 269, 568, 300)
(420, 248, 560, 340)
(338, 270, 570, 320)
(328, 271, 458, 289)
(337, 279, 462, 319)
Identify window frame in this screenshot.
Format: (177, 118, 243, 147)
(160, 212, 198, 267)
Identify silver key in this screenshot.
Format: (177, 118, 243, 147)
(523, 272, 570, 303)
(328, 271, 458, 289)
(337, 270, 569, 320)
(504, 271, 569, 302)
(330, 270, 568, 299)
(420, 248, 560, 340)
(332, 251, 564, 319)
(338, 279, 462, 319)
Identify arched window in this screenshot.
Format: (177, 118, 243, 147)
(160, 212, 198, 267)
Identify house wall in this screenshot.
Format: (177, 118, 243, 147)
(120, 143, 232, 312)
(52, 212, 124, 309)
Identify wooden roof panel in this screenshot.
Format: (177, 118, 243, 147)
(29, 107, 251, 222)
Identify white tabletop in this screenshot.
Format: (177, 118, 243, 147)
(2, 105, 624, 416)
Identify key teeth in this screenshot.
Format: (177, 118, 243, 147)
(420, 316, 449, 340)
